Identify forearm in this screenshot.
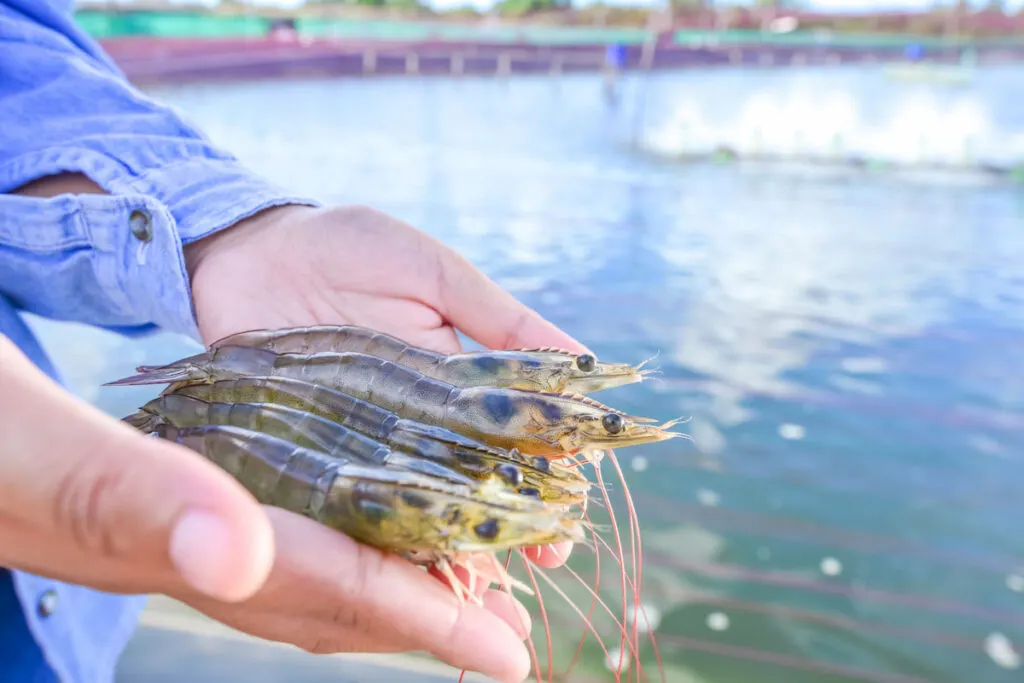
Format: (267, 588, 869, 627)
(0, 3, 319, 340)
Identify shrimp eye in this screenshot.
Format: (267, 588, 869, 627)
(474, 519, 500, 540)
(519, 487, 541, 499)
(576, 354, 596, 373)
(496, 463, 524, 487)
(602, 412, 624, 434)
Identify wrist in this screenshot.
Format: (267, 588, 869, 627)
(10, 172, 107, 198)
(183, 203, 316, 283)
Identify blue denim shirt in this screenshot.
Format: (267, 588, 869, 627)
(0, 1, 318, 680)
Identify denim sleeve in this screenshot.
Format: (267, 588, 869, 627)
(0, 0, 320, 342)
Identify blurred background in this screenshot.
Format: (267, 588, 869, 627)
(30, 0, 1024, 681)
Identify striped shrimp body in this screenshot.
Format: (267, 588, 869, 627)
(129, 394, 483, 488)
(165, 376, 591, 505)
(209, 324, 653, 394)
(106, 347, 683, 458)
(157, 423, 586, 558)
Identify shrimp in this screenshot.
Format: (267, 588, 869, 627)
(161, 376, 591, 505)
(108, 337, 674, 682)
(156, 423, 586, 558)
(127, 394, 487, 489)
(208, 324, 654, 394)
(105, 347, 684, 458)
(159, 424, 658, 676)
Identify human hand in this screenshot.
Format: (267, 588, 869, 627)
(0, 335, 274, 602)
(178, 203, 589, 681)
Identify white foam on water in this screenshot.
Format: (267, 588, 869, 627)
(640, 85, 1024, 173)
(820, 557, 843, 577)
(604, 646, 631, 672)
(697, 488, 720, 506)
(625, 603, 663, 634)
(984, 632, 1021, 669)
(706, 611, 730, 632)
(778, 423, 806, 440)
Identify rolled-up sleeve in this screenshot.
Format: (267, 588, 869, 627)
(0, 0, 320, 342)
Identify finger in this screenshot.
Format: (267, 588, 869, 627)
(482, 590, 533, 641)
(427, 561, 492, 600)
(411, 324, 463, 355)
(199, 507, 531, 683)
(425, 563, 531, 639)
(436, 247, 590, 353)
(178, 606, 414, 656)
(521, 542, 574, 569)
(0, 337, 274, 603)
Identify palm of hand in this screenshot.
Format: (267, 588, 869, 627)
(179, 203, 584, 683)
(188, 204, 524, 353)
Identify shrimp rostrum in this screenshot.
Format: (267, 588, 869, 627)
(106, 347, 683, 458)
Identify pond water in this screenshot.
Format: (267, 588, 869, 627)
(26, 64, 1024, 682)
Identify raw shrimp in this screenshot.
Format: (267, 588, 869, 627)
(106, 347, 683, 458)
(208, 324, 654, 394)
(163, 376, 591, 505)
(128, 394, 484, 489)
(157, 423, 586, 558)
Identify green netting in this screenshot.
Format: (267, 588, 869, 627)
(73, 10, 1024, 48)
(75, 11, 647, 44)
(75, 11, 271, 39)
(672, 28, 1024, 49)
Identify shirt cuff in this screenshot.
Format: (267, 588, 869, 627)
(2, 147, 321, 341)
(105, 155, 322, 245)
(74, 191, 210, 342)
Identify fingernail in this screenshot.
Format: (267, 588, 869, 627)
(169, 510, 240, 601)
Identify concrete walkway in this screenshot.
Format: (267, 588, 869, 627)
(115, 596, 492, 683)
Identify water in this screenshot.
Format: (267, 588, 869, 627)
(25, 65, 1024, 682)
(637, 66, 1024, 171)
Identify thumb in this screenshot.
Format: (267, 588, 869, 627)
(0, 336, 274, 603)
(437, 247, 591, 353)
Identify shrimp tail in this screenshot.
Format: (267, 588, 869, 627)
(103, 353, 210, 387)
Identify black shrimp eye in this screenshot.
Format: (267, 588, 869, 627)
(519, 487, 541, 499)
(532, 456, 551, 473)
(495, 463, 524, 487)
(474, 519, 500, 540)
(602, 412, 624, 434)
(576, 354, 596, 373)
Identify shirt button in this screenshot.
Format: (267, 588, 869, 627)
(129, 209, 154, 243)
(37, 590, 59, 617)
